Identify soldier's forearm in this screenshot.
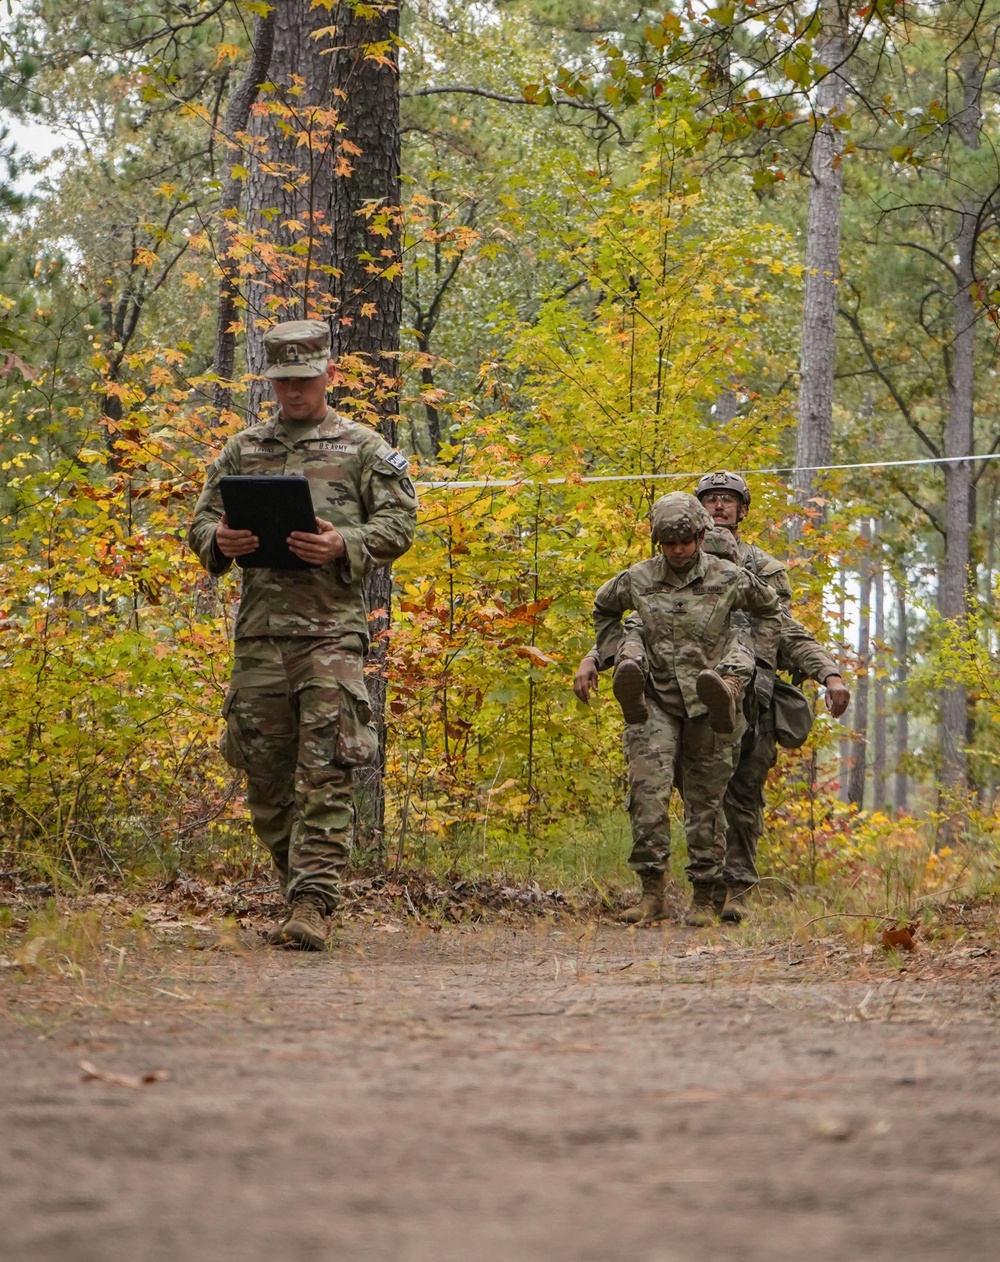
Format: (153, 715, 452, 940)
(338, 515, 416, 582)
(778, 624, 840, 684)
(188, 510, 232, 576)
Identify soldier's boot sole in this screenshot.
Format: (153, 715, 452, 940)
(696, 669, 736, 735)
(612, 660, 649, 725)
(265, 914, 292, 946)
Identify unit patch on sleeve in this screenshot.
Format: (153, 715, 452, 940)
(380, 447, 410, 474)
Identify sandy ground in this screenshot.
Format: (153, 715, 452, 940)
(2, 920, 1000, 1262)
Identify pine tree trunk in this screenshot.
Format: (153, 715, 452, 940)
(211, 9, 275, 419)
(328, 2, 402, 854)
(939, 54, 983, 819)
(872, 534, 887, 811)
(241, 1, 401, 853)
(985, 485, 997, 807)
(793, 2, 848, 514)
(894, 573, 909, 814)
(848, 520, 872, 809)
(838, 572, 851, 803)
(326, 5, 402, 388)
(243, 1, 338, 413)
(939, 208, 974, 806)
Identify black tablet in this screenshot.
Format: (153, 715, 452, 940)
(219, 475, 319, 569)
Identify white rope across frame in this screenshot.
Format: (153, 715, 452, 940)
(413, 451, 1000, 490)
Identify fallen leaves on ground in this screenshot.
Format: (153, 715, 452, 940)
(882, 924, 918, 952)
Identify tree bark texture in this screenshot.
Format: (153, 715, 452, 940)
(242, 1, 402, 850)
(938, 53, 983, 812)
(847, 520, 872, 809)
(894, 574, 909, 814)
(793, 3, 848, 512)
(838, 573, 851, 803)
(326, 3, 402, 402)
(211, 9, 276, 419)
(244, 2, 335, 416)
(872, 535, 887, 811)
(329, 1, 402, 851)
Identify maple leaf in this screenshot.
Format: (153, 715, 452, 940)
(213, 42, 243, 67)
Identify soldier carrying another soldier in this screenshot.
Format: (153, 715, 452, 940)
(573, 492, 783, 926)
(693, 471, 850, 921)
(189, 320, 418, 950)
(577, 472, 851, 926)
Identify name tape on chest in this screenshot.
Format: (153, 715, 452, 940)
(309, 442, 353, 453)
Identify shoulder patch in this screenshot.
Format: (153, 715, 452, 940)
(378, 446, 409, 475)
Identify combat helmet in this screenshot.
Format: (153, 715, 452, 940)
(649, 492, 714, 544)
(695, 470, 751, 509)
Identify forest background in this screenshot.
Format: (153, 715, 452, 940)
(1, 0, 999, 927)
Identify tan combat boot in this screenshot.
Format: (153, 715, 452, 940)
(612, 659, 649, 726)
(695, 669, 740, 735)
(720, 882, 754, 924)
(269, 894, 329, 951)
(683, 882, 717, 927)
(621, 869, 665, 924)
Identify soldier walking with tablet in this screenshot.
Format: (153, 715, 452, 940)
(188, 321, 418, 949)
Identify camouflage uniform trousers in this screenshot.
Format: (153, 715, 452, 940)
(624, 693, 745, 886)
(220, 636, 377, 912)
(614, 628, 748, 884)
(721, 703, 778, 888)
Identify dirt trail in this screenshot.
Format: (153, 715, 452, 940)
(2, 921, 1000, 1262)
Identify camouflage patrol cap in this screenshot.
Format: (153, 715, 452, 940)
(649, 492, 714, 544)
(263, 320, 332, 379)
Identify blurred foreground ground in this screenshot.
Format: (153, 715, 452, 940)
(2, 910, 1000, 1262)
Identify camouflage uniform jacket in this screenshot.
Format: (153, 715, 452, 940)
(593, 551, 783, 718)
(188, 408, 417, 643)
(736, 540, 839, 701)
